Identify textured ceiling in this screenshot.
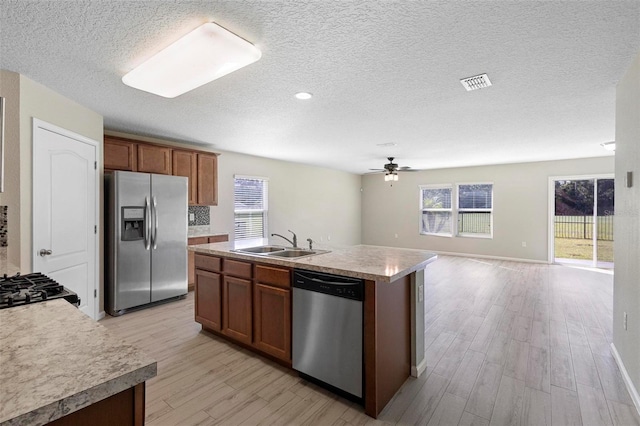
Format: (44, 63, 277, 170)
(1, 1, 638, 174)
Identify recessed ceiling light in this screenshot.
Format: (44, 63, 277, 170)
(295, 92, 313, 100)
(122, 22, 261, 98)
(460, 74, 492, 91)
(601, 141, 616, 151)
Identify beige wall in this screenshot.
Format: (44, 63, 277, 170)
(0, 70, 21, 266)
(361, 157, 614, 262)
(105, 131, 363, 248)
(214, 151, 362, 247)
(613, 51, 640, 401)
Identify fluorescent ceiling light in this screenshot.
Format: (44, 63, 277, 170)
(601, 141, 616, 151)
(122, 22, 261, 98)
(295, 92, 313, 100)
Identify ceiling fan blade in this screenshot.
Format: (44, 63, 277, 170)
(368, 168, 385, 171)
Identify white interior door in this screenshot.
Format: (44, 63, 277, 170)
(33, 119, 98, 319)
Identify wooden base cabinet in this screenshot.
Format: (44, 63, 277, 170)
(48, 383, 145, 426)
(195, 269, 222, 332)
(188, 235, 229, 291)
(222, 276, 252, 344)
(193, 254, 292, 364)
(254, 283, 291, 361)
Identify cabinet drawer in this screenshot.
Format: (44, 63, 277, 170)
(255, 265, 290, 288)
(194, 254, 221, 272)
(224, 259, 252, 279)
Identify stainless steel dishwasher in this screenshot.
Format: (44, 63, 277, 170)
(292, 269, 364, 400)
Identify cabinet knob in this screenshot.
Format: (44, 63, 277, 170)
(39, 249, 53, 257)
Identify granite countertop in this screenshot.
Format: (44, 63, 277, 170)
(187, 226, 229, 239)
(189, 239, 437, 283)
(0, 300, 157, 426)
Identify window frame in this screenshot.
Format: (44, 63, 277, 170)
(456, 182, 494, 239)
(233, 175, 269, 240)
(419, 184, 454, 237)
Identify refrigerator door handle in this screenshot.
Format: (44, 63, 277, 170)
(144, 196, 151, 250)
(152, 196, 158, 250)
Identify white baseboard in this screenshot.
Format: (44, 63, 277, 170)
(611, 343, 640, 416)
(411, 358, 428, 378)
(432, 250, 548, 265)
(97, 310, 105, 320)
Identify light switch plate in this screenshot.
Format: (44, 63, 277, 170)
(627, 171, 633, 188)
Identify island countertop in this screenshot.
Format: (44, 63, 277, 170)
(0, 299, 157, 426)
(189, 239, 437, 283)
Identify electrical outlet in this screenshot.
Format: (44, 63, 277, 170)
(189, 213, 195, 221)
(327, 235, 331, 241)
(395, 233, 398, 239)
(418, 284, 424, 302)
(624, 312, 628, 330)
(522, 242, 527, 247)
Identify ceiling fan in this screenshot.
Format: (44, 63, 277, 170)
(369, 157, 416, 181)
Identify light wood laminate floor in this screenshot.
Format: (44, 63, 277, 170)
(100, 256, 639, 425)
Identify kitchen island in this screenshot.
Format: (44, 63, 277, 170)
(189, 240, 437, 418)
(0, 299, 157, 426)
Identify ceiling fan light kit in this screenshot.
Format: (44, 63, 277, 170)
(122, 22, 262, 98)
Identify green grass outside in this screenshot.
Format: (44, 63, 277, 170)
(554, 238, 614, 262)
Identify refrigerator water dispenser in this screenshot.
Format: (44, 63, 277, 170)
(121, 206, 145, 241)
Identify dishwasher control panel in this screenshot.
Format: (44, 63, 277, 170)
(293, 270, 364, 301)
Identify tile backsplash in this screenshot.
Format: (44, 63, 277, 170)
(0, 206, 7, 247)
(188, 205, 210, 226)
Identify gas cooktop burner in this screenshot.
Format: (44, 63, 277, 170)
(0, 273, 80, 309)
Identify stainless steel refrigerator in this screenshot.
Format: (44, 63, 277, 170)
(105, 171, 188, 316)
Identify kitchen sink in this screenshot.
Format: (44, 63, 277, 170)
(232, 245, 327, 259)
(267, 249, 317, 258)
(233, 245, 286, 254)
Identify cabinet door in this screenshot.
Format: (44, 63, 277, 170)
(223, 276, 252, 344)
(188, 238, 209, 289)
(104, 137, 137, 171)
(197, 153, 218, 205)
(172, 150, 197, 205)
(254, 283, 291, 361)
(195, 269, 222, 331)
(137, 144, 171, 174)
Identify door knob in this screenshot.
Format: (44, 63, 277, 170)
(39, 249, 52, 257)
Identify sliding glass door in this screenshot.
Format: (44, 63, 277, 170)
(552, 176, 614, 268)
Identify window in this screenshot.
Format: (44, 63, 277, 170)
(457, 183, 493, 237)
(234, 176, 268, 240)
(420, 185, 453, 236)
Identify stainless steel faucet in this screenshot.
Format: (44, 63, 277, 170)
(271, 229, 298, 248)
(307, 238, 314, 250)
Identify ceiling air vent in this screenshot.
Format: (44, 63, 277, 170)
(460, 74, 492, 91)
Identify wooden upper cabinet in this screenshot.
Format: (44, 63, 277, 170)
(103, 134, 218, 205)
(172, 150, 197, 204)
(137, 144, 171, 175)
(197, 153, 218, 206)
(104, 137, 137, 171)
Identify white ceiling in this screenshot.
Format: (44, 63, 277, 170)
(1, 1, 638, 174)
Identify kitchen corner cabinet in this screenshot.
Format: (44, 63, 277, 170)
(137, 144, 171, 175)
(193, 253, 292, 364)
